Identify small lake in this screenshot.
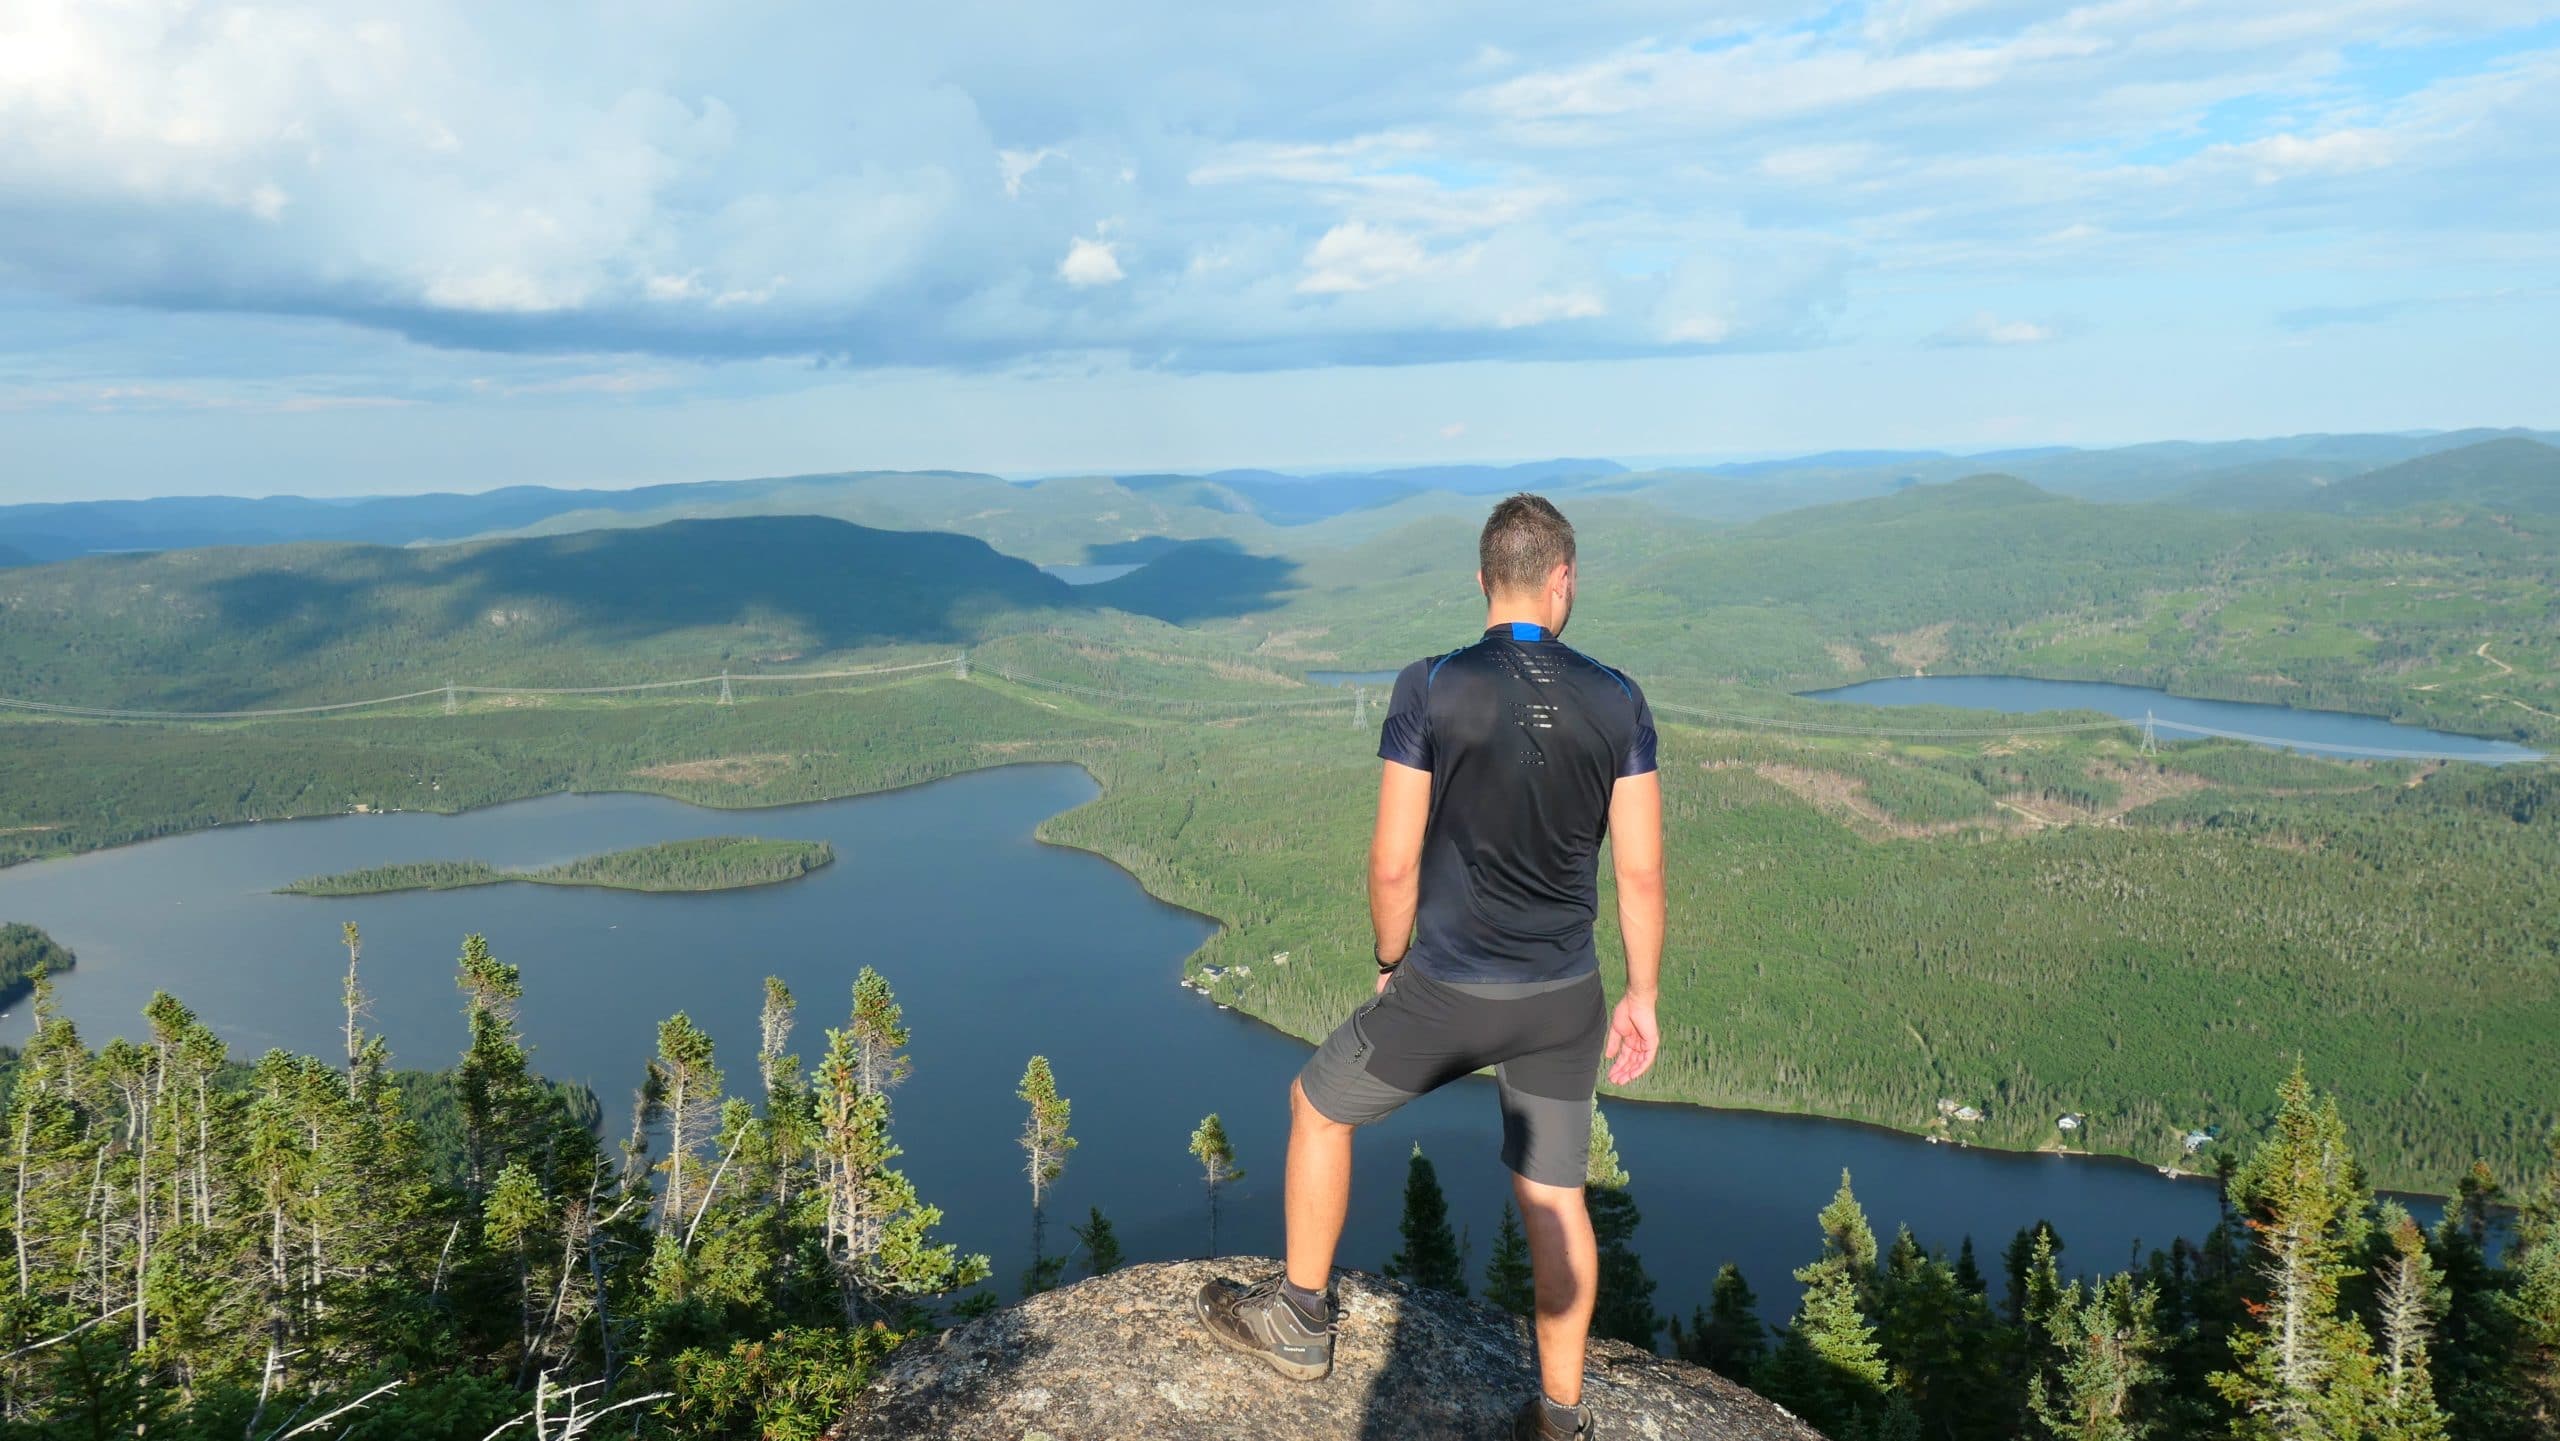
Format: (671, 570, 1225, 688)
(1803, 675, 2543, 763)
(1, 766, 2271, 1323)
(1306, 669, 1401, 688)
(1041, 562, 1146, 586)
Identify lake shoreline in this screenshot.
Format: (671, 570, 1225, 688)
(0, 742, 2487, 1204)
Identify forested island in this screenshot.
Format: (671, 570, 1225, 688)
(278, 836, 834, 896)
(0, 921, 74, 1009)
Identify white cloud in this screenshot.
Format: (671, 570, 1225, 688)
(2206, 127, 2400, 184)
(1928, 310, 2061, 346)
(1058, 235, 1125, 287)
(1439, 420, 1468, 439)
(999, 147, 1059, 197)
(1297, 221, 1445, 293)
(1496, 289, 1606, 328)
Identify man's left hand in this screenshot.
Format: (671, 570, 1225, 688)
(1604, 993, 1659, 1085)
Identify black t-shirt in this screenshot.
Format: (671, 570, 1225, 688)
(1377, 623, 1657, 983)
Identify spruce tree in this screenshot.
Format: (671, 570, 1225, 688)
(1071, 1207, 1123, 1276)
(2212, 1066, 2383, 1440)
(2507, 1124, 2560, 1437)
(2370, 1206, 2450, 1440)
(1484, 1203, 1535, 1317)
(1681, 1263, 1768, 1383)
(1189, 1114, 1241, 1259)
(1017, 1056, 1074, 1295)
(1586, 1103, 1658, 1348)
(2029, 1273, 2164, 1441)
(812, 998, 986, 1322)
(1761, 1170, 1893, 1438)
(1382, 1144, 1467, 1296)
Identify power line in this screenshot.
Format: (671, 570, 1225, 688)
(0, 657, 959, 721)
(0, 640, 2543, 762)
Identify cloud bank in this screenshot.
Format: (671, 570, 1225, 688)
(0, 0, 2555, 387)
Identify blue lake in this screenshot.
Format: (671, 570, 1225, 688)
(1306, 669, 1401, 688)
(0, 764, 2327, 1324)
(1802, 675, 2543, 763)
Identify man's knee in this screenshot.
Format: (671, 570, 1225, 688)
(1290, 1076, 1352, 1133)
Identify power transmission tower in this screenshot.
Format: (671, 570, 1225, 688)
(955, 649, 971, 680)
(2140, 709, 2158, 755)
(444, 681, 457, 716)
(718, 671, 734, 705)
(1352, 684, 1367, 729)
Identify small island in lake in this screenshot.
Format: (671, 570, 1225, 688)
(1, 921, 77, 1008)
(278, 836, 835, 897)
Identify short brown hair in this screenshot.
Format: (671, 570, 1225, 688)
(1478, 493, 1575, 596)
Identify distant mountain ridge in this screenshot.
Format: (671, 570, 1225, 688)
(7, 432, 2553, 566)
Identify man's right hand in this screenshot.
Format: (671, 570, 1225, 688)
(1604, 992, 1659, 1085)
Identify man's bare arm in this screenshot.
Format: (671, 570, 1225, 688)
(1604, 770, 1664, 1083)
(1369, 761, 1431, 983)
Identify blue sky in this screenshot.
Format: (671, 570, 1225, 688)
(3, 0, 2556, 500)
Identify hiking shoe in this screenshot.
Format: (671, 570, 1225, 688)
(1193, 1275, 1335, 1381)
(1515, 1396, 1596, 1440)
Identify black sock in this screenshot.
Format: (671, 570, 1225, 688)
(1280, 1279, 1327, 1322)
(1541, 1393, 1586, 1432)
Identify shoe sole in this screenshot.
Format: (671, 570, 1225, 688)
(1192, 1289, 1333, 1381)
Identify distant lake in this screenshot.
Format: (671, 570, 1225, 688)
(1041, 562, 1145, 585)
(0, 765, 2306, 1322)
(1803, 675, 2544, 763)
(1306, 669, 1401, 687)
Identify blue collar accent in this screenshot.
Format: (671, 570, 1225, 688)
(1495, 622, 1550, 643)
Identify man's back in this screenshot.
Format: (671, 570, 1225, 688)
(1379, 621, 1657, 984)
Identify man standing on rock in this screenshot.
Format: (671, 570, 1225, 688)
(1197, 493, 1665, 1441)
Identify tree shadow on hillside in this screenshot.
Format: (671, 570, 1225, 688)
(437, 518, 1080, 650)
(1083, 540, 1302, 624)
(197, 565, 395, 665)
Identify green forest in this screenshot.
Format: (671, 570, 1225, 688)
(1, 463, 2556, 1433)
(279, 837, 834, 896)
(4, 948, 2555, 1439)
(1, 922, 76, 1010)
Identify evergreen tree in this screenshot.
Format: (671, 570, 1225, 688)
(1382, 1144, 1467, 1296)
(2006, 1220, 2065, 1329)
(1071, 1207, 1122, 1277)
(1678, 1263, 1768, 1383)
(847, 967, 912, 1096)
(2029, 1272, 2164, 1441)
(1953, 1236, 1988, 1298)
(812, 1002, 986, 1323)
(2507, 1124, 2560, 1437)
(1586, 1103, 1658, 1349)
(1188, 1114, 1241, 1259)
(1760, 1171, 1893, 1438)
(1484, 1204, 1535, 1318)
(651, 1013, 723, 1239)
(2212, 1066, 2383, 1440)
(2369, 1205, 2450, 1440)
(1876, 1226, 2005, 1440)
(1016, 1056, 1074, 1295)
(455, 934, 536, 1198)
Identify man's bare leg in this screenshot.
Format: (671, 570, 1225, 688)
(1513, 1171, 1599, 1408)
(1285, 1078, 1355, 1293)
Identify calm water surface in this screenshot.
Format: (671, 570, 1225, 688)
(1306, 669, 1402, 688)
(2, 766, 2260, 1320)
(1805, 675, 2542, 763)
(1040, 562, 1145, 586)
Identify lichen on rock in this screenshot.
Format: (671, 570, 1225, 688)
(836, 1259, 1828, 1440)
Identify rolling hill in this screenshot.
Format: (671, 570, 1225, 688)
(0, 515, 1080, 710)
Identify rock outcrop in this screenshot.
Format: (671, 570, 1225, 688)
(836, 1259, 1827, 1440)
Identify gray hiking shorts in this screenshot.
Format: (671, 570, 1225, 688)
(1296, 965, 1607, 1189)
